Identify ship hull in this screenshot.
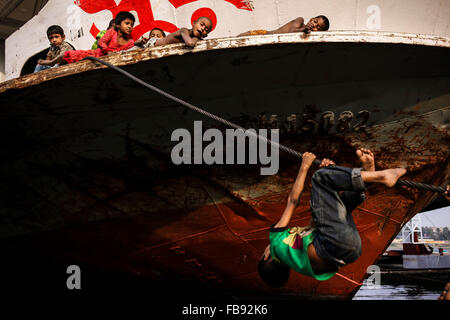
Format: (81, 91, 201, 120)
(0, 32, 449, 299)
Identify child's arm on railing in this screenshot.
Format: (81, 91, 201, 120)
(180, 28, 199, 47)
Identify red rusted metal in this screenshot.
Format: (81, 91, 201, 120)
(0, 33, 448, 299)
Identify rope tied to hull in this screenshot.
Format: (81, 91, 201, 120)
(82, 56, 447, 194)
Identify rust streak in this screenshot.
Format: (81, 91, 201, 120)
(356, 222, 380, 233)
(335, 272, 363, 286)
(237, 212, 312, 236)
(129, 224, 226, 256)
(200, 185, 255, 247)
(358, 207, 402, 225)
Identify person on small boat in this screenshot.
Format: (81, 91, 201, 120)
(91, 19, 117, 50)
(151, 16, 213, 48)
(62, 11, 147, 64)
(34, 25, 74, 72)
(258, 148, 406, 287)
(238, 15, 329, 37)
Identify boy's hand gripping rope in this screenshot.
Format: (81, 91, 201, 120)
(83, 56, 446, 194)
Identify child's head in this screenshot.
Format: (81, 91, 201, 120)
(191, 16, 213, 39)
(306, 15, 330, 31)
(107, 19, 116, 30)
(115, 11, 136, 36)
(257, 254, 290, 287)
(149, 28, 166, 38)
(46, 25, 65, 47)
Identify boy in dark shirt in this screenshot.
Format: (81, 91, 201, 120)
(34, 25, 73, 72)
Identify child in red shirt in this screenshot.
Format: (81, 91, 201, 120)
(63, 11, 147, 64)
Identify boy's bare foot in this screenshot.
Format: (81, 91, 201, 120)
(381, 168, 407, 187)
(357, 148, 375, 171)
(361, 168, 406, 187)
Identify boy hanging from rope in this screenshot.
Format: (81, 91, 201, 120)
(258, 148, 407, 286)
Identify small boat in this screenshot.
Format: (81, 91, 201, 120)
(380, 216, 450, 270)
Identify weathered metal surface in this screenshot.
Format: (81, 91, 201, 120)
(1, 31, 449, 92)
(0, 34, 449, 299)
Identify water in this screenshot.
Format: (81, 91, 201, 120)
(353, 282, 442, 300)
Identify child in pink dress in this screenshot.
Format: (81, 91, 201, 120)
(63, 11, 147, 64)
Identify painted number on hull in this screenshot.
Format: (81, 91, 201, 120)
(260, 110, 370, 134)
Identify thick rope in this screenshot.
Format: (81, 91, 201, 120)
(83, 56, 446, 194)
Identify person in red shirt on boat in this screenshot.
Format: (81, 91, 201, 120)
(238, 15, 330, 37)
(258, 148, 407, 287)
(62, 11, 147, 64)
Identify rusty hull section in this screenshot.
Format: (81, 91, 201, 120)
(0, 32, 449, 299)
(0, 130, 446, 299)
